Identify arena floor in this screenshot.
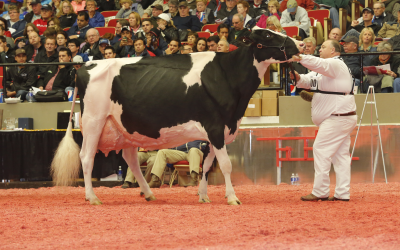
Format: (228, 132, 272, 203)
(1, 183, 399, 249)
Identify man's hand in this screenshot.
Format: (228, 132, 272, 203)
(387, 70, 397, 78)
(18, 41, 26, 48)
(165, 47, 172, 55)
(69, 35, 79, 39)
(0, 46, 4, 53)
(39, 86, 43, 91)
(291, 55, 302, 62)
(120, 39, 128, 47)
(158, 23, 166, 30)
(351, 20, 359, 27)
(289, 70, 300, 82)
(127, 37, 133, 46)
(6, 90, 16, 97)
(202, 19, 207, 24)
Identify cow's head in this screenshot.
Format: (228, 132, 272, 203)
(241, 28, 303, 63)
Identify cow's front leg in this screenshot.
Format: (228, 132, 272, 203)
(214, 145, 241, 205)
(122, 147, 155, 201)
(198, 145, 215, 203)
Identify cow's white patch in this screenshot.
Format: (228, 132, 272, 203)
(253, 57, 282, 81)
(182, 52, 216, 90)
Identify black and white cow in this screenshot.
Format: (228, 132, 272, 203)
(51, 28, 302, 205)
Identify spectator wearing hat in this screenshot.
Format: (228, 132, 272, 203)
(141, 18, 168, 50)
(80, 28, 102, 60)
(114, 26, 135, 57)
(67, 38, 89, 62)
(5, 48, 37, 101)
(24, 0, 42, 23)
(280, 0, 310, 40)
(7, 5, 27, 39)
(173, 1, 202, 31)
(116, 0, 134, 19)
(33, 4, 53, 35)
(348, 7, 381, 37)
(192, 0, 215, 25)
(0, 35, 16, 63)
(34, 36, 58, 76)
(57, 0, 78, 29)
(142, 0, 169, 18)
(98, 38, 110, 59)
(67, 12, 92, 42)
(37, 47, 74, 94)
(156, 13, 179, 43)
(149, 4, 164, 27)
(145, 27, 164, 56)
(71, 0, 86, 13)
(104, 46, 117, 59)
(216, 0, 238, 21)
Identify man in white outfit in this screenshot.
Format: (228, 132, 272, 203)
(290, 39, 357, 202)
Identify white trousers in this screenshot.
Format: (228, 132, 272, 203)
(312, 115, 357, 199)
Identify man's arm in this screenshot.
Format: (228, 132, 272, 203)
(297, 54, 343, 78)
(92, 12, 105, 27)
(24, 66, 38, 89)
(12, 20, 27, 39)
(190, 16, 202, 31)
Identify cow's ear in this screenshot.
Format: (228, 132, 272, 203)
(239, 36, 254, 47)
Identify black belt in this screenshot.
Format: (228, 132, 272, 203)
(332, 111, 357, 116)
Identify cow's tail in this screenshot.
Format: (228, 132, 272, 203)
(50, 87, 81, 186)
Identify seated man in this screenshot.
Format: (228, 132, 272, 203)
(148, 140, 207, 188)
(114, 26, 135, 58)
(67, 39, 89, 62)
(34, 36, 58, 76)
(33, 4, 53, 35)
(145, 28, 163, 56)
(98, 38, 110, 59)
(37, 47, 74, 93)
(130, 37, 153, 57)
(180, 44, 193, 54)
(67, 12, 92, 42)
(216, 0, 238, 20)
(7, 4, 27, 39)
(104, 46, 117, 59)
(24, 31, 45, 63)
(356, 2, 395, 28)
(164, 39, 181, 55)
(217, 38, 229, 52)
(172, 1, 202, 32)
(5, 49, 36, 101)
(122, 149, 158, 188)
(77, 0, 105, 28)
(280, 0, 310, 40)
(0, 35, 16, 63)
(110, 19, 129, 46)
(346, 7, 381, 38)
(207, 36, 220, 51)
(227, 14, 251, 47)
(80, 28, 102, 60)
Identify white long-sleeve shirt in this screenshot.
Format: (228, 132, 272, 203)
(280, 6, 310, 35)
(296, 55, 356, 126)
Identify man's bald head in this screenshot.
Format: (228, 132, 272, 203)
(329, 28, 342, 42)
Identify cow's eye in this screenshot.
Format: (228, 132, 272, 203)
(266, 34, 270, 38)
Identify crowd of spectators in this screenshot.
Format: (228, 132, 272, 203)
(1, 0, 400, 99)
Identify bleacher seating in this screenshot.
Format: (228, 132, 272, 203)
(202, 24, 219, 33)
(308, 9, 332, 44)
(101, 11, 119, 18)
(282, 26, 299, 39)
(95, 27, 115, 36)
(197, 31, 211, 39)
(107, 18, 127, 27)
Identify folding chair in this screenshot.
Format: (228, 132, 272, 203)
(95, 27, 116, 37)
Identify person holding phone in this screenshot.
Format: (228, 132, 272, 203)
(114, 26, 135, 57)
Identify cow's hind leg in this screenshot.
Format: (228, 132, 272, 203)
(198, 145, 215, 203)
(214, 145, 241, 205)
(122, 147, 156, 201)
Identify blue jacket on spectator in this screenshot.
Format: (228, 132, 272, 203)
(67, 24, 92, 41)
(110, 34, 121, 46)
(73, 11, 105, 28)
(76, 52, 90, 62)
(172, 140, 208, 153)
(7, 20, 27, 39)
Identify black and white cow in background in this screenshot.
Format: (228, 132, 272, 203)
(51, 27, 302, 205)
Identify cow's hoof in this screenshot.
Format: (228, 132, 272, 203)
(140, 192, 144, 197)
(228, 200, 242, 205)
(145, 195, 156, 201)
(199, 198, 211, 203)
(90, 199, 103, 205)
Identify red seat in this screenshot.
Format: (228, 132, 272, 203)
(101, 11, 118, 18)
(307, 9, 330, 29)
(63, 27, 70, 31)
(95, 27, 115, 37)
(282, 26, 299, 38)
(107, 18, 127, 27)
(197, 31, 211, 39)
(202, 24, 218, 33)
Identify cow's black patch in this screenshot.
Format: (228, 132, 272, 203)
(201, 142, 213, 181)
(76, 63, 97, 115)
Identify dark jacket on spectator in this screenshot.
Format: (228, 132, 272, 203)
(23, 11, 39, 23)
(160, 26, 179, 43)
(342, 52, 371, 79)
(37, 65, 74, 91)
(350, 22, 381, 36)
(34, 49, 59, 76)
(206, 0, 219, 14)
(228, 28, 251, 46)
(59, 13, 78, 28)
(172, 15, 202, 31)
(7, 19, 26, 39)
(96, 0, 116, 12)
(115, 43, 135, 57)
(128, 48, 152, 57)
(80, 41, 103, 60)
(6, 65, 37, 91)
(216, 6, 238, 20)
(0, 48, 16, 64)
(110, 34, 121, 46)
(24, 43, 45, 63)
(249, 2, 269, 18)
(73, 11, 105, 28)
(66, 24, 92, 43)
(373, 11, 396, 27)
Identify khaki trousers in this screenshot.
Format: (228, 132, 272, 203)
(151, 148, 203, 178)
(125, 151, 157, 183)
